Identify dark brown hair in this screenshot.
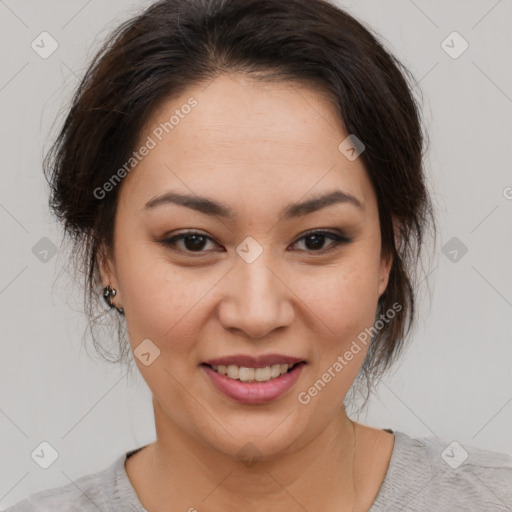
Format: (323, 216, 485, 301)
(45, 0, 437, 405)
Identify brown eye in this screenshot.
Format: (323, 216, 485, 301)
(159, 229, 352, 256)
(160, 231, 218, 253)
(179, 234, 209, 251)
(291, 230, 352, 253)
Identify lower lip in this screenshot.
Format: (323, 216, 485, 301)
(200, 363, 306, 404)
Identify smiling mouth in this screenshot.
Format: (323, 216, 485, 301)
(201, 362, 304, 383)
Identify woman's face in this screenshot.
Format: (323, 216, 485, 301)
(101, 73, 393, 459)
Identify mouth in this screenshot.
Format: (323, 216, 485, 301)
(200, 361, 305, 383)
(199, 355, 307, 404)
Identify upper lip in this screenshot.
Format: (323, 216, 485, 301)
(202, 354, 306, 368)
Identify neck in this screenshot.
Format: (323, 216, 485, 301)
(132, 399, 362, 512)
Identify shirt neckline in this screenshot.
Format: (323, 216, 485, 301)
(367, 428, 402, 510)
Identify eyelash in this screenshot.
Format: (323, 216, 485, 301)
(159, 229, 352, 256)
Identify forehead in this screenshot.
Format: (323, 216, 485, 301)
(121, 73, 376, 216)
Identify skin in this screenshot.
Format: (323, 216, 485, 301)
(100, 73, 396, 511)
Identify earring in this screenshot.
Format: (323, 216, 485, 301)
(103, 285, 124, 315)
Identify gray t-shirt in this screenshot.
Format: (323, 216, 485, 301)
(4, 429, 512, 511)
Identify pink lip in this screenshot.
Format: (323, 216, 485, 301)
(201, 362, 306, 404)
(202, 353, 305, 368)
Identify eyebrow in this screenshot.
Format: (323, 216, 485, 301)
(143, 189, 363, 220)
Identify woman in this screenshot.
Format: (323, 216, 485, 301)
(7, 0, 511, 510)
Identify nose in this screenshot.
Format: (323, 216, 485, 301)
(217, 249, 294, 339)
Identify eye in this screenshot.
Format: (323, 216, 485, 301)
(159, 229, 352, 255)
(159, 231, 219, 254)
(290, 229, 352, 253)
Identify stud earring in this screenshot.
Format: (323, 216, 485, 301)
(103, 285, 124, 315)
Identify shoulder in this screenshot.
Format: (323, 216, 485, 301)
(3, 450, 137, 512)
(373, 430, 512, 511)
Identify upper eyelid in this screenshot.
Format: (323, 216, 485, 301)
(161, 229, 350, 251)
(165, 228, 346, 240)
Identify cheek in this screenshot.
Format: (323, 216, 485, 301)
(307, 259, 380, 338)
(115, 241, 180, 334)
(116, 241, 223, 364)
(123, 268, 200, 338)
(302, 266, 380, 395)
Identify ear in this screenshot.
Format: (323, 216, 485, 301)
(97, 244, 120, 292)
(378, 216, 401, 297)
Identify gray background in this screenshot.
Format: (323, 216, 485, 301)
(1, 0, 511, 508)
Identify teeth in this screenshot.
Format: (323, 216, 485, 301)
(211, 363, 295, 382)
